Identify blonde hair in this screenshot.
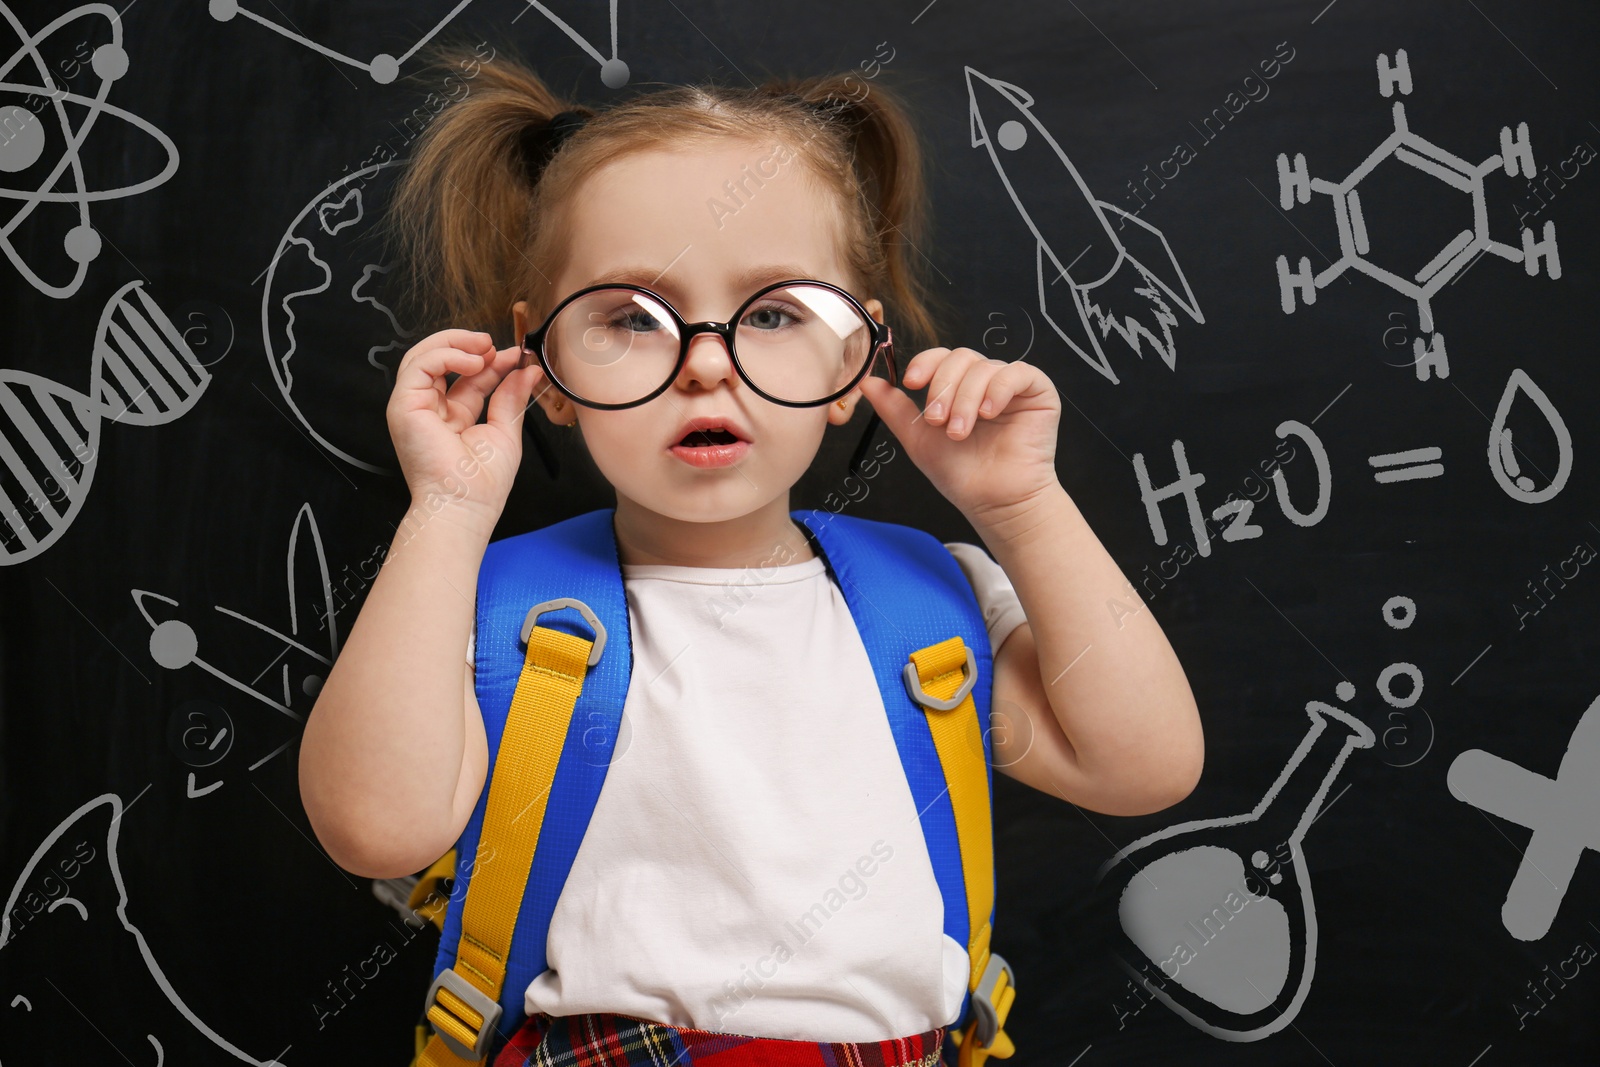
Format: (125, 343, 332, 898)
(381, 40, 948, 354)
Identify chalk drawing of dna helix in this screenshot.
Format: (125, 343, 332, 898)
(1, 279, 210, 565)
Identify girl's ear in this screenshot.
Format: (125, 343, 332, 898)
(513, 299, 575, 425)
(819, 294, 883, 428)
(827, 391, 858, 426)
(824, 296, 886, 425)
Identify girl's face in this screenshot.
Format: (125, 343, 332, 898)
(514, 141, 883, 551)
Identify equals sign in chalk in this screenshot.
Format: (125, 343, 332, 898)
(1369, 445, 1444, 483)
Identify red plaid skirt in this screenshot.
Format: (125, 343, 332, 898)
(491, 1010, 948, 1067)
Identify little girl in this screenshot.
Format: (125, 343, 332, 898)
(299, 42, 1204, 1067)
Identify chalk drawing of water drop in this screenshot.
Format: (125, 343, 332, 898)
(1488, 368, 1571, 504)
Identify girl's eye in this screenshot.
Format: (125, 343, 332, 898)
(742, 303, 801, 331)
(606, 308, 664, 332)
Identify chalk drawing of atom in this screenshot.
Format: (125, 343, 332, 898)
(0, 2, 179, 299)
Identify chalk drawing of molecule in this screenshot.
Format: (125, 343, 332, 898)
(1273, 49, 1561, 382)
(207, 0, 630, 87)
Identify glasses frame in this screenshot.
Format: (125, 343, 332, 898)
(520, 277, 897, 411)
(519, 278, 899, 480)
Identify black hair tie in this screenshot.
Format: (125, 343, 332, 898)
(547, 108, 590, 141)
(518, 107, 591, 185)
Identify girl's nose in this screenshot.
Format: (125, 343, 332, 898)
(677, 331, 740, 392)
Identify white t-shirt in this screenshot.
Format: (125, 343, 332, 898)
(465, 540, 1027, 1042)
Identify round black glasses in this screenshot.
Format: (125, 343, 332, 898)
(519, 279, 899, 480)
(519, 279, 896, 410)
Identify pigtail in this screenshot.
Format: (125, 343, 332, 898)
(762, 74, 950, 355)
(379, 46, 946, 354)
(380, 40, 588, 337)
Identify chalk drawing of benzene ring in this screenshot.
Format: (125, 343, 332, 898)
(208, 0, 631, 87)
(1273, 48, 1561, 383)
(0, 2, 180, 299)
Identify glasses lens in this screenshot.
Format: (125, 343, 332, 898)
(544, 288, 680, 405)
(734, 284, 875, 404)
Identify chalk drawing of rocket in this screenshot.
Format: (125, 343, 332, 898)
(966, 67, 1204, 385)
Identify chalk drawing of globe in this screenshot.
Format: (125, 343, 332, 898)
(261, 159, 418, 475)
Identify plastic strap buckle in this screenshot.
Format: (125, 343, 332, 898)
(423, 967, 503, 1060)
(902, 644, 977, 711)
(521, 597, 607, 667)
(970, 950, 1013, 1048)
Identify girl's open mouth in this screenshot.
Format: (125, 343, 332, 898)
(668, 418, 751, 468)
(669, 429, 749, 468)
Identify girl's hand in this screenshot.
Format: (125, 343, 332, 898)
(856, 347, 1061, 522)
(385, 329, 546, 525)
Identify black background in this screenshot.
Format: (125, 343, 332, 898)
(2, 1, 1597, 1064)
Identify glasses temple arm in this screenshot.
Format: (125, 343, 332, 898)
(846, 329, 897, 478)
(847, 411, 883, 478)
(524, 415, 561, 480)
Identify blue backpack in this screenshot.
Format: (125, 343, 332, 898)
(411, 507, 1017, 1066)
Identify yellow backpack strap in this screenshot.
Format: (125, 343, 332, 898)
(417, 599, 606, 1066)
(905, 635, 1016, 1066)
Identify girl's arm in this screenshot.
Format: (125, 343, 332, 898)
(971, 483, 1203, 815)
(857, 346, 1203, 817)
(298, 329, 541, 878)
(299, 505, 492, 878)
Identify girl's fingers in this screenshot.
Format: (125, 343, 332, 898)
(393, 331, 497, 400)
(445, 343, 522, 413)
(919, 348, 984, 426)
(900, 347, 950, 391)
(486, 364, 543, 437)
(976, 362, 1023, 421)
(941, 356, 1007, 437)
(856, 374, 924, 442)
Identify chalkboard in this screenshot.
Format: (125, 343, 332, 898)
(2, 1, 1596, 1063)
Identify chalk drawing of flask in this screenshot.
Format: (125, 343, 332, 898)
(1093, 699, 1375, 1040)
